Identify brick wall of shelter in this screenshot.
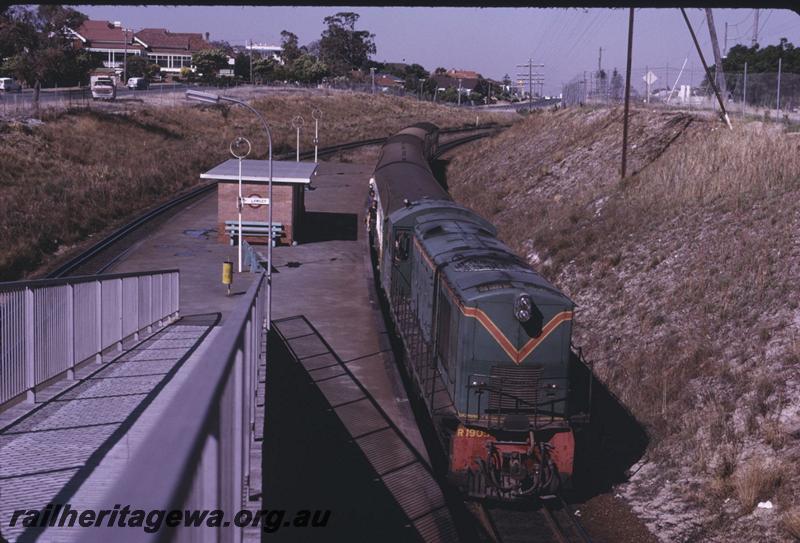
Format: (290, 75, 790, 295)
(217, 182, 298, 245)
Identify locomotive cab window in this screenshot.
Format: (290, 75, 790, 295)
(394, 232, 411, 262)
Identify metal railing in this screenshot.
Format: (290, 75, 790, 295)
(0, 269, 179, 406)
(83, 271, 266, 543)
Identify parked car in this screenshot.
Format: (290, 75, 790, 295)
(127, 77, 149, 90)
(91, 78, 116, 100)
(0, 77, 22, 93)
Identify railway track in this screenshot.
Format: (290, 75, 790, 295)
(476, 496, 591, 543)
(47, 123, 506, 278)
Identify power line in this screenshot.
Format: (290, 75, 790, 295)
(759, 9, 773, 39)
(563, 10, 607, 60)
(530, 9, 564, 62)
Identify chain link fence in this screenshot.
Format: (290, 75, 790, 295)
(0, 82, 195, 118)
(561, 67, 800, 122)
(0, 78, 438, 119)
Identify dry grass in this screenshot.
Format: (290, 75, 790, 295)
(624, 120, 800, 213)
(782, 507, 800, 540)
(445, 106, 800, 540)
(0, 93, 508, 280)
(733, 460, 783, 513)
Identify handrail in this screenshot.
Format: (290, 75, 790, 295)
(82, 271, 266, 543)
(0, 269, 180, 406)
(1, 268, 179, 291)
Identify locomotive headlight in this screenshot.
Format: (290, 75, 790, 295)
(514, 294, 533, 322)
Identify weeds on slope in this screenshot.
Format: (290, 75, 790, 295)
(0, 94, 508, 280)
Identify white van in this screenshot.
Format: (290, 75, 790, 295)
(91, 78, 117, 100)
(127, 77, 149, 90)
(0, 77, 22, 93)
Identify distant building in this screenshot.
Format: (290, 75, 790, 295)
(68, 20, 215, 77)
(374, 73, 404, 91)
(134, 28, 212, 74)
(244, 43, 284, 64)
(68, 20, 144, 71)
(432, 68, 481, 94)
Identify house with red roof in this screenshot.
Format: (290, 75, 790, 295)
(134, 28, 212, 74)
(432, 69, 481, 95)
(68, 20, 143, 71)
(69, 20, 218, 79)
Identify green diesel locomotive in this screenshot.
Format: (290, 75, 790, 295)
(368, 123, 588, 500)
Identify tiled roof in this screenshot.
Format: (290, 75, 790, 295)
(135, 28, 210, 53)
(447, 69, 480, 79)
(375, 74, 404, 86)
(73, 20, 140, 49)
(432, 74, 479, 91)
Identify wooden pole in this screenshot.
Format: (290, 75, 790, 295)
(705, 9, 727, 97)
(621, 8, 634, 178)
(681, 8, 732, 129)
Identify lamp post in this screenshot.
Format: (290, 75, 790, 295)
(291, 115, 304, 162)
(312, 108, 322, 163)
(186, 89, 274, 330)
(230, 136, 252, 273)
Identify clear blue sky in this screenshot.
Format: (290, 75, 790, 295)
(75, 6, 799, 95)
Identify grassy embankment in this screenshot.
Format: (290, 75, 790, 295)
(0, 93, 507, 280)
(446, 106, 800, 542)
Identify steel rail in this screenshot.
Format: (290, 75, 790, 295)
(475, 495, 592, 543)
(540, 496, 593, 543)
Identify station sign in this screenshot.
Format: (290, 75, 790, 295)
(241, 196, 270, 206)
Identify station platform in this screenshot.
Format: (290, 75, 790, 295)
(106, 190, 258, 321)
(0, 159, 459, 542)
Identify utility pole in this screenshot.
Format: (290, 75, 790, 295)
(598, 47, 602, 72)
(370, 67, 375, 94)
(752, 9, 760, 46)
(621, 8, 634, 179)
(705, 9, 727, 98)
(681, 8, 732, 129)
(249, 39, 253, 83)
(516, 58, 544, 112)
(776, 56, 782, 120)
(742, 61, 748, 116)
(457, 78, 462, 106)
(123, 28, 129, 83)
(724, 22, 728, 56)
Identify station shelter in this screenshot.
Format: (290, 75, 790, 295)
(200, 159, 318, 246)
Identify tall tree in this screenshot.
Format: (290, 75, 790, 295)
(0, 7, 38, 60)
(209, 40, 234, 56)
(191, 48, 229, 81)
(280, 30, 302, 65)
(290, 53, 328, 84)
(610, 68, 624, 101)
(1, 4, 99, 110)
(125, 55, 160, 79)
(715, 39, 799, 107)
(318, 12, 375, 76)
(233, 52, 250, 80)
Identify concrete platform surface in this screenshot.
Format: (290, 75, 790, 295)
(107, 190, 259, 322)
(268, 161, 429, 460)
